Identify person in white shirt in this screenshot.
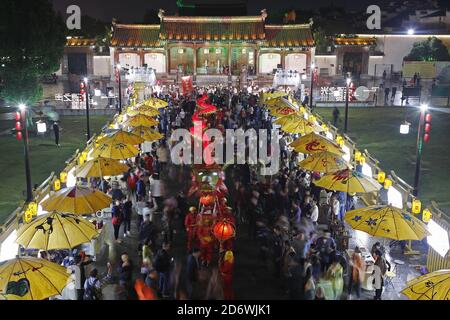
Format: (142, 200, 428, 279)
(310, 199, 319, 224)
(331, 194, 340, 221)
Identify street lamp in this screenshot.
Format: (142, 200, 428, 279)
(344, 77, 351, 133)
(116, 64, 123, 114)
(309, 62, 315, 108)
(18, 103, 33, 202)
(407, 28, 415, 35)
(413, 103, 428, 196)
(83, 77, 91, 141)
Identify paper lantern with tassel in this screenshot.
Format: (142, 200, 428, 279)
(412, 198, 422, 214)
(422, 208, 432, 223)
(377, 171, 386, 183)
(213, 219, 236, 242)
(384, 178, 392, 189)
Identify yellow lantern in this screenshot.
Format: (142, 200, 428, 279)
(355, 151, 362, 162)
(384, 178, 392, 189)
(28, 201, 38, 216)
(377, 171, 386, 183)
(53, 178, 61, 191)
(337, 139, 345, 147)
(359, 156, 366, 165)
(81, 151, 88, 161)
(412, 198, 422, 214)
(299, 106, 306, 114)
(23, 210, 33, 223)
(321, 123, 329, 132)
(308, 115, 316, 123)
(422, 208, 432, 223)
(60, 171, 68, 184)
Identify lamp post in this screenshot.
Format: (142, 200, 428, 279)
(413, 104, 428, 196)
(344, 77, 351, 133)
(116, 64, 123, 114)
(84, 77, 91, 141)
(309, 62, 315, 108)
(18, 104, 33, 202)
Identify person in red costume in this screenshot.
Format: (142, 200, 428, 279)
(220, 250, 234, 300)
(184, 206, 198, 252)
(196, 210, 216, 266)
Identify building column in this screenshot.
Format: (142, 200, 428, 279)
(255, 48, 260, 75)
(165, 44, 170, 74)
(228, 42, 232, 84)
(281, 49, 286, 69)
(139, 50, 145, 67)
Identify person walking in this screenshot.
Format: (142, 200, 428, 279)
(53, 121, 60, 147)
(185, 247, 201, 299)
(348, 246, 364, 299)
(68, 254, 93, 300)
(384, 87, 390, 105)
(112, 200, 123, 243)
(153, 241, 173, 298)
(332, 107, 340, 127)
(372, 249, 390, 300)
(123, 197, 132, 238)
(117, 253, 133, 298)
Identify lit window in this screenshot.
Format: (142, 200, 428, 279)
(204, 48, 209, 54)
(178, 48, 184, 54)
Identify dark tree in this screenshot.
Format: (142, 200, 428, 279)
(405, 37, 450, 61)
(0, 0, 66, 105)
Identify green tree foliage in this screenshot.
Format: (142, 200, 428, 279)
(405, 37, 450, 61)
(0, 0, 66, 105)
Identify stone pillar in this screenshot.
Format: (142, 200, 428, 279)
(281, 49, 286, 69)
(228, 42, 232, 85)
(139, 50, 145, 67)
(255, 48, 260, 75)
(165, 44, 170, 74)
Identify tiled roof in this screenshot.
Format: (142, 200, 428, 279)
(111, 24, 163, 48)
(334, 37, 377, 46)
(262, 24, 314, 48)
(66, 37, 96, 47)
(160, 16, 265, 42)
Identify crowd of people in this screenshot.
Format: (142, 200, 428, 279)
(36, 84, 394, 301)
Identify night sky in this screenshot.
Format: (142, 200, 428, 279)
(52, 0, 380, 23)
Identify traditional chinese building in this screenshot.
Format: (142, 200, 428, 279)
(109, 9, 315, 83)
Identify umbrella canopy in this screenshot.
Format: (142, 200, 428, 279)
(0, 256, 70, 300)
(76, 157, 129, 178)
(127, 107, 160, 117)
(344, 205, 430, 241)
(260, 91, 287, 103)
(275, 112, 305, 126)
(299, 151, 351, 174)
(41, 186, 112, 215)
(130, 126, 164, 142)
(125, 115, 159, 127)
(290, 132, 344, 155)
(97, 129, 144, 145)
(92, 141, 139, 160)
(16, 212, 99, 250)
(314, 169, 382, 193)
(142, 97, 168, 109)
(281, 119, 324, 135)
(401, 269, 450, 300)
(267, 100, 297, 117)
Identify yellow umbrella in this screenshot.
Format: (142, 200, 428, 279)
(0, 256, 70, 300)
(344, 205, 430, 241)
(281, 119, 324, 135)
(127, 107, 160, 117)
(125, 115, 159, 127)
(41, 186, 112, 215)
(290, 132, 344, 155)
(97, 129, 144, 145)
(16, 212, 99, 250)
(142, 97, 168, 109)
(267, 100, 297, 117)
(92, 141, 139, 160)
(275, 112, 305, 126)
(401, 269, 450, 300)
(299, 151, 351, 174)
(314, 169, 382, 193)
(260, 91, 287, 103)
(130, 126, 164, 142)
(76, 157, 129, 178)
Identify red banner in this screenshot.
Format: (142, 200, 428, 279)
(181, 76, 193, 96)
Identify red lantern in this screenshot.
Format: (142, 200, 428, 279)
(200, 194, 215, 206)
(15, 112, 21, 121)
(424, 133, 430, 142)
(15, 121, 22, 131)
(213, 220, 235, 242)
(16, 131, 23, 140)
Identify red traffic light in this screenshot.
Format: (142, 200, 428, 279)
(15, 112, 21, 121)
(425, 113, 432, 122)
(424, 133, 430, 142)
(15, 121, 22, 131)
(16, 131, 23, 141)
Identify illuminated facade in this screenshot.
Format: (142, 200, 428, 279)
(109, 10, 315, 78)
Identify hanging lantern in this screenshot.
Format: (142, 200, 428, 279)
(212, 219, 235, 242)
(308, 115, 316, 123)
(422, 208, 432, 223)
(412, 198, 422, 214)
(15, 112, 21, 121)
(384, 178, 392, 189)
(377, 171, 386, 183)
(200, 194, 215, 206)
(81, 151, 88, 161)
(15, 121, 22, 131)
(321, 123, 329, 132)
(53, 178, 61, 191)
(355, 151, 362, 162)
(60, 171, 68, 184)
(27, 201, 38, 216)
(36, 121, 47, 133)
(359, 156, 366, 165)
(299, 106, 306, 114)
(23, 210, 33, 223)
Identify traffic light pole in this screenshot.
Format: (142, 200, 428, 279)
(413, 109, 425, 196)
(309, 67, 314, 108)
(85, 82, 91, 141)
(21, 108, 33, 202)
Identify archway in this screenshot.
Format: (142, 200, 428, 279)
(259, 53, 281, 74)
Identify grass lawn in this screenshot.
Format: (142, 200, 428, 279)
(314, 107, 450, 213)
(0, 115, 112, 223)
